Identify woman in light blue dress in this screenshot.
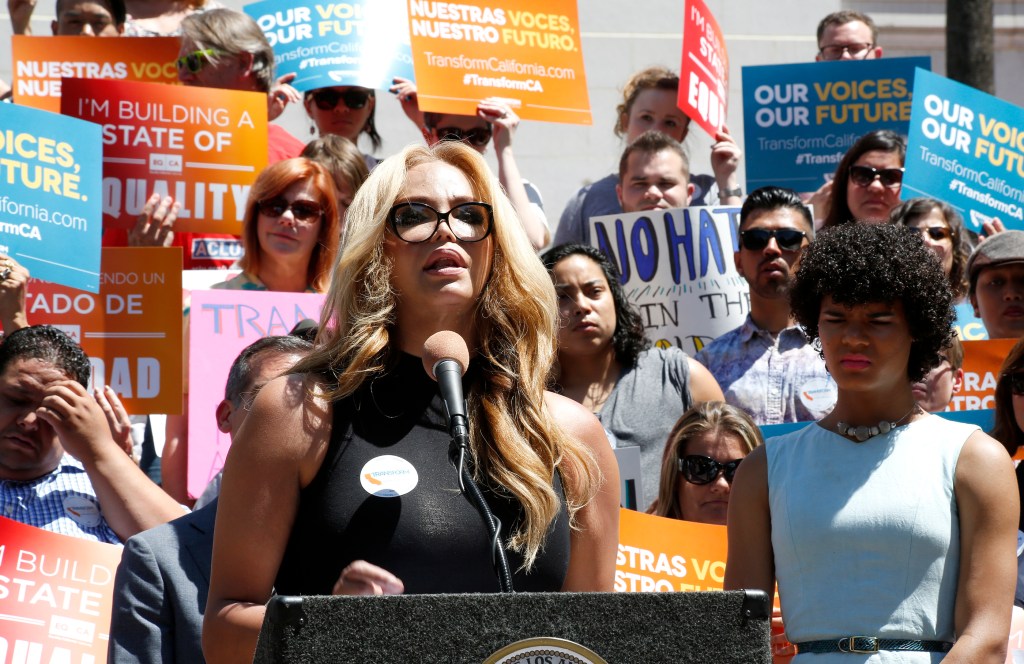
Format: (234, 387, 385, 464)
(725, 223, 1017, 662)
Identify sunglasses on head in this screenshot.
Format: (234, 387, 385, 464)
(739, 228, 807, 252)
(175, 48, 221, 73)
(311, 88, 372, 111)
(1004, 371, 1024, 396)
(435, 125, 492, 148)
(906, 225, 952, 242)
(678, 454, 743, 485)
(256, 197, 323, 223)
(849, 164, 904, 188)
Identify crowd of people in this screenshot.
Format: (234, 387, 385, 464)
(1, 4, 1022, 662)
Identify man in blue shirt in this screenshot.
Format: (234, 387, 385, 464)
(0, 325, 181, 543)
(695, 187, 835, 424)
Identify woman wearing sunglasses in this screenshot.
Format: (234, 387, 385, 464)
(202, 142, 619, 663)
(821, 129, 906, 228)
(726, 222, 1017, 662)
(891, 198, 971, 302)
(541, 243, 723, 511)
(212, 157, 340, 292)
(554, 66, 743, 246)
(649, 402, 761, 525)
(162, 158, 340, 504)
(304, 86, 381, 170)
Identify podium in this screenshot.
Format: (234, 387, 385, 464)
(254, 590, 771, 663)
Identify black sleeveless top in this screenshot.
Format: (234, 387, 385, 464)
(274, 353, 571, 595)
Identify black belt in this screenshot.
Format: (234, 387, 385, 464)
(795, 636, 953, 654)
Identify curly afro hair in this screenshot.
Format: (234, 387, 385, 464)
(789, 223, 954, 383)
(541, 243, 651, 369)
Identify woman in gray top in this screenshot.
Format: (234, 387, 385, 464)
(542, 243, 723, 508)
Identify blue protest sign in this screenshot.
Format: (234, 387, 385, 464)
(742, 56, 929, 192)
(244, 0, 415, 92)
(0, 104, 101, 292)
(904, 68, 1024, 232)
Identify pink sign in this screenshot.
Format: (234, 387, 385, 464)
(0, 517, 121, 662)
(186, 289, 325, 498)
(678, 0, 728, 138)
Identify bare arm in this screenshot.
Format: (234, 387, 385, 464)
(8, 0, 36, 34)
(724, 445, 774, 593)
(38, 381, 183, 540)
(0, 255, 30, 334)
(687, 357, 725, 404)
(711, 126, 743, 206)
(945, 431, 1018, 663)
(545, 391, 619, 592)
(481, 99, 550, 250)
(203, 374, 330, 664)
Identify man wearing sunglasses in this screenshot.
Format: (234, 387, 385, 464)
(695, 187, 836, 425)
(391, 77, 550, 250)
(815, 10, 882, 62)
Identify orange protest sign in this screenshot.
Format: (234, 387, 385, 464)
(11, 36, 180, 113)
(407, 0, 591, 124)
(0, 517, 121, 662)
(616, 508, 728, 593)
(25, 248, 184, 414)
(950, 339, 1016, 412)
(60, 78, 268, 234)
(678, 0, 728, 138)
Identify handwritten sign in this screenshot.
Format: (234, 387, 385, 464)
(588, 206, 747, 354)
(678, 0, 728, 138)
(407, 0, 591, 124)
(742, 57, 929, 192)
(0, 516, 121, 663)
(27, 248, 183, 413)
(245, 0, 414, 91)
(11, 36, 180, 113)
(187, 289, 326, 498)
(61, 78, 267, 235)
(616, 508, 727, 592)
(905, 68, 1024, 232)
(0, 103, 102, 292)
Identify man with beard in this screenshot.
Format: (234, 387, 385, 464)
(695, 187, 835, 424)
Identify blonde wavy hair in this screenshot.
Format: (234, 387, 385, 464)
(293, 141, 599, 567)
(648, 402, 762, 520)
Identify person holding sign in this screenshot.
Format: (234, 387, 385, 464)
(203, 142, 620, 662)
(648, 401, 762, 525)
(554, 66, 743, 245)
(0, 325, 183, 543)
(303, 85, 382, 171)
(390, 77, 550, 251)
(541, 242, 722, 510)
(726, 223, 1017, 662)
(695, 186, 833, 425)
(821, 129, 906, 228)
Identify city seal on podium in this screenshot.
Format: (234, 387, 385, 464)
(483, 637, 608, 664)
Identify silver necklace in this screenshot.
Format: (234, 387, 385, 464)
(836, 404, 919, 443)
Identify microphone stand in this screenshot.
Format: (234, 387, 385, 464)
(443, 397, 514, 594)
